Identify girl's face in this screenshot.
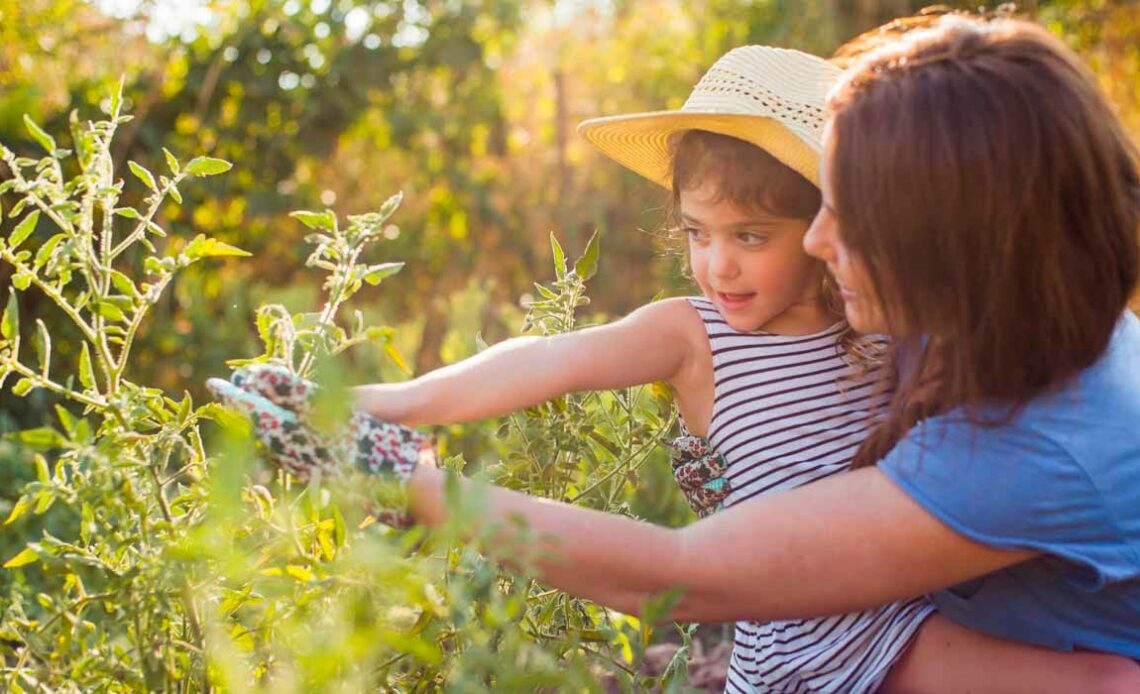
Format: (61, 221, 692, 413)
(681, 180, 831, 335)
(802, 129, 890, 334)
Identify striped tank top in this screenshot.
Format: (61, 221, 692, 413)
(686, 297, 935, 694)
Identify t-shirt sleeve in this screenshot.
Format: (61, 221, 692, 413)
(877, 414, 1138, 587)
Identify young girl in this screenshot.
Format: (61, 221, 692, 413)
(211, 38, 1140, 693)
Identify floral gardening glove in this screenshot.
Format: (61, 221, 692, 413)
(206, 364, 432, 528)
(669, 423, 730, 518)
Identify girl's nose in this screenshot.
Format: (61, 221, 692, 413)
(709, 241, 740, 279)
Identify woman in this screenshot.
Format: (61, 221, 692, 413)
(211, 14, 1140, 691)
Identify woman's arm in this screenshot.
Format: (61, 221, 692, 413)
(354, 297, 705, 426)
(407, 464, 1036, 622)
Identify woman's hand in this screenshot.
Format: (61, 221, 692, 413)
(207, 364, 433, 527)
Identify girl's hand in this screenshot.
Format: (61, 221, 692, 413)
(669, 429, 730, 517)
(206, 364, 433, 527)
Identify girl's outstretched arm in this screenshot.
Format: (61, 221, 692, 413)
(354, 297, 706, 426)
(881, 614, 1140, 694)
(406, 463, 1034, 622)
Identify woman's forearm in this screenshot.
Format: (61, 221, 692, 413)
(406, 465, 1036, 623)
(407, 465, 684, 614)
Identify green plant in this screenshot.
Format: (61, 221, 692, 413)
(0, 87, 695, 693)
(0, 82, 246, 691)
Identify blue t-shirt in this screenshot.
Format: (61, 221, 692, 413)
(879, 311, 1140, 657)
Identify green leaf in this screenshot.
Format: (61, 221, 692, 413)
(574, 229, 601, 281)
(34, 453, 50, 484)
(364, 326, 395, 341)
(33, 233, 64, 270)
(168, 185, 182, 204)
(163, 147, 180, 175)
(1, 293, 17, 340)
(176, 392, 192, 426)
(109, 270, 138, 299)
(3, 546, 38, 569)
(255, 312, 277, 353)
(378, 190, 404, 221)
(128, 161, 157, 192)
(80, 503, 94, 544)
(34, 319, 50, 375)
(11, 379, 34, 397)
(183, 234, 251, 261)
(4, 497, 30, 526)
(384, 341, 411, 375)
(33, 491, 55, 515)
(70, 110, 92, 169)
(94, 302, 126, 322)
(550, 232, 567, 279)
(12, 427, 64, 449)
(23, 115, 56, 153)
(113, 207, 141, 219)
(185, 157, 232, 176)
(363, 262, 405, 285)
(284, 565, 312, 582)
(290, 210, 337, 231)
(79, 412, 101, 444)
(107, 78, 124, 117)
(10, 210, 40, 249)
(78, 343, 95, 389)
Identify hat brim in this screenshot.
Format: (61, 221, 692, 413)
(578, 111, 821, 189)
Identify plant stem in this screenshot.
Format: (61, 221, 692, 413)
(0, 248, 98, 344)
(565, 411, 674, 504)
(297, 239, 365, 377)
(114, 274, 171, 378)
(107, 174, 185, 262)
(150, 456, 175, 526)
(5, 359, 106, 409)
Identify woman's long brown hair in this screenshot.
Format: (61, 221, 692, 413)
(828, 16, 1140, 467)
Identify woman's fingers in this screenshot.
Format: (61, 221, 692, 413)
(207, 377, 336, 481)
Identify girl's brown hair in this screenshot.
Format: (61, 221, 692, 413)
(827, 16, 1140, 466)
(667, 130, 856, 328)
(669, 130, 821, 221)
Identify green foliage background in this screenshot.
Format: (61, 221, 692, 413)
(0, 0, 1138, 690)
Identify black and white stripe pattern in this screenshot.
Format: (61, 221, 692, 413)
(688, 298, 934, 694)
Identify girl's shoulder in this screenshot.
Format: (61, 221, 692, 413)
(608, 298, 711, 364)
(630, 296, 709, 344)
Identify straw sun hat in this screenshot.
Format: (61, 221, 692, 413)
(578, 46, 840, 188)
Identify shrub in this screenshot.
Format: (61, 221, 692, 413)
(0, 87, 694, 691)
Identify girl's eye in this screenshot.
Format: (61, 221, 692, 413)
(684, 227, 708, 241)
(738, 232, 768, 245)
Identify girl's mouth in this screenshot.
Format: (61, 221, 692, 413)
(716, 291, 755, 310)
